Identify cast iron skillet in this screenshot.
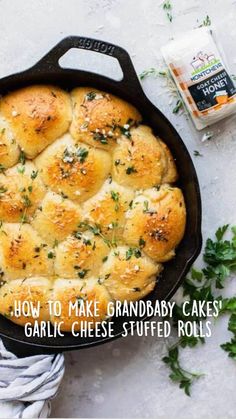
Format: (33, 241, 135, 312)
(0, 36, 202, 356)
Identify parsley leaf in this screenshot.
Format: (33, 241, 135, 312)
(110, 190, 120, 211)
(162, 346, 203, 396)
(221, 313, 236, 359)
(172, 99, 183, 114)
(19, 150, 26, 165)
(162, 0, 173, 22)
(85, 91, 97, 101)
(163, 225, 236, 396)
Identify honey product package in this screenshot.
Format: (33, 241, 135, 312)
(161, 27, 236, 130)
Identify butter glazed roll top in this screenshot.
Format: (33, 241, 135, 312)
(0, 84, 186, 329)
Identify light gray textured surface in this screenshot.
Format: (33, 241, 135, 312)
(0, 0, 236, 418)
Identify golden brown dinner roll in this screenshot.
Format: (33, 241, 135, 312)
(0, 277, 52, 326)
(51, 277, 112, 331)
(159, 140, 178, 183)
(70, 87, 141, 150)
(31, 191, 82, 245)
(0, 117, 20, 168)
(123, 185, 186, 262)
(54, 232, 109, 278)
(0, 83, 186, 331)
(99, 245, 162, 302)
(34, 133, 111, 203)
(112, 125, 177, 189)
(0, 223, 54, 280)
(0, 85, 72, 158)
(0, 161, 46, 223)
(83, 180, 134, 240)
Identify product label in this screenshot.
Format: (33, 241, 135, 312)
(162, 28, 236, 129)
(188, 69, 236, 111)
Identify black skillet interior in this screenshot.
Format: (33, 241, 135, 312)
(0, 37, 202, 355)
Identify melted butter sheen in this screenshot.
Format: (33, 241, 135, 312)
(0, 85, 186, 331)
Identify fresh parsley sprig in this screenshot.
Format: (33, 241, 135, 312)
(220, 296, 236, 359)
(221, 316, 236, 359)
(163, 225, 236, 395)
(163, 346, 203, 396)
(139, 67, 184, 114)
(140, 68, 168, 80)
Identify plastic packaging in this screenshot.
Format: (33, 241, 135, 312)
(161, 27, 236, 130)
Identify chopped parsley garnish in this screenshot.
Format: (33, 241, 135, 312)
(110, 190, 120, 211)
(19, 150, 26, 165)
(143, 200, 157, 215)
(76, 147, 89, 163)
(199, 15, 211, 27)
(17, 166, 25, 174)
(62, 148, 74, 164)
(93, 132, 108, 145)
(162, 0, 173, 22)
(79, 222, 102, 236)
(139, 237, 146, 248)
(31, 170, 38, 180)
(140, 68, 168, 80)
(143, 200, 149, 213)
(74, 231, 82, 240)
(119, 125, 131, 138)
(85, 91, 97, 101)
(78, 269, 90, 279)
(62, 146, 88, 164)
(125, 247, 142, 260)
(109, 118, 135, 139)
(172, 99, 183, 114)
(126, 166, 137, 175)
(77, 222, 116, 248)
(22, 195, 32, 208)
(74, 232, 91, 246)
(194, 150, 203, 157)
(47, 251, 55, 259)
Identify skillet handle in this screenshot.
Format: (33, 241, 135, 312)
(33, 36, 142, 91)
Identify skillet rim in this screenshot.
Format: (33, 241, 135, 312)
(0, 36, 202, 353)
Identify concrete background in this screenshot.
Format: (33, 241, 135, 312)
(0, 0, 236, 417)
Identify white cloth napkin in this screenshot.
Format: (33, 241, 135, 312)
(0, 339, 65, 418)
